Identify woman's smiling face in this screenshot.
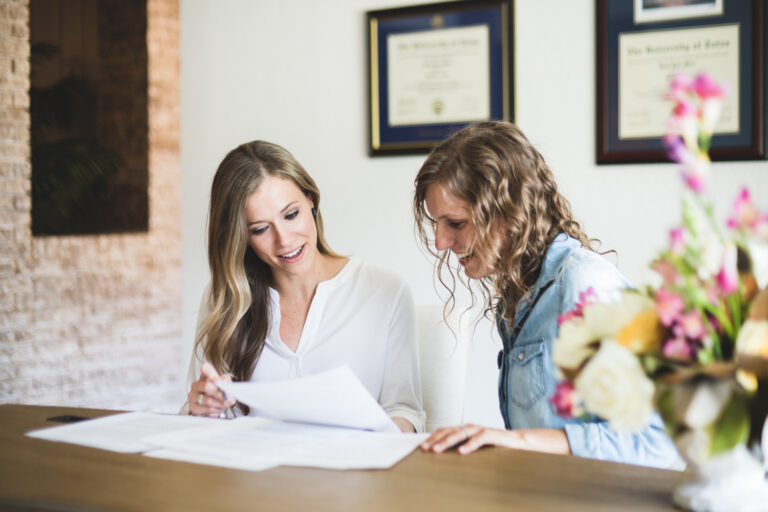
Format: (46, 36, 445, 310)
(424, 182, 503, 279)
(245, 175, 317, 278)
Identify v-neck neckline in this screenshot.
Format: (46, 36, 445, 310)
(267, 258, 360, 355)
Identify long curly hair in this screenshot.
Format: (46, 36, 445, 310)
(414, 121, 595, 324)
(196, 141, 340, 388)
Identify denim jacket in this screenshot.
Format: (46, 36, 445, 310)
(496, 234, 680, 468)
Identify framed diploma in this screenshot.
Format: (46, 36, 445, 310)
(367, 0, 514, 156)
(597, 0, 766, 163)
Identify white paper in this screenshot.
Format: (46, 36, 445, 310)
(217, 366, 399, 433)
(387, 25, 490, 126)
(25, 412, 218, 453)
(143, 448, 278, 471)
(143, 417, 428, 470)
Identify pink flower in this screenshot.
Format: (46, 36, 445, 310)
(558, 287, 598, 325)
(668, 73, 694, 102)
(693, 73, 727, 100)
(655, 288, 685, 327)
(716, 243, 738, 294)
(550, 380, 579, 419)
(681, 168, 707, 194)
(707, 287, 720, 307)
(673, 98, 698, 118)
(651, 258, 680, 285)
(694, 73, 727, 132)
(680, 155, 710, 193)
(674, 310, 705, 340)
(669, 227, 687, 255)
(663, 335, 693, 360)
(727, 187, 759, 231)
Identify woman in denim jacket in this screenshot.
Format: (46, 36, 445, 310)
(415, 121, 679, 468)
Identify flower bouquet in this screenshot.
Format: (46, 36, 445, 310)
(551, 73, 768, 512)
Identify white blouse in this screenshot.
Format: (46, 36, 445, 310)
(188, 258, 425, 432)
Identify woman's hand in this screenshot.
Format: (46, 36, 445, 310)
(420, 425, 571, 455)
(188, 362, 236, 417)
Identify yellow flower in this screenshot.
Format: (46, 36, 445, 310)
(615, 308, 665, 354)
(735, 369, 757, 392)
(736, 319, 768, 359)
(736, 288, 768, 379)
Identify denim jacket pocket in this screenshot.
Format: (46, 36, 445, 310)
(505, 338, 546, 410)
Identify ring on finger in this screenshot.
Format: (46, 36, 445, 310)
(460, 425, 470, 440)
(197, 393, 205, 406)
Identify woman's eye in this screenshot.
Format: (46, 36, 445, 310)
(285, 210, 299, 220)
(251, 226, 268, 236)
(448, 221, 464, 229)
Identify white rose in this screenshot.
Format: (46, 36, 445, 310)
(553, 320, 595, 370)
(574, 340, 654, 432)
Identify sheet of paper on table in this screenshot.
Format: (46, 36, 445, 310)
(217, 366, 399, 433)
(25, 412, 217, 453)
(143, 417, 428, 470)
(24, 366, 425, 471)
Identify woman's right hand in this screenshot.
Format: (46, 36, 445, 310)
(188, 362, 236, 417)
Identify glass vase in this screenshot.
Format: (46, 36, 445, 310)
(673, 417, 768, 512)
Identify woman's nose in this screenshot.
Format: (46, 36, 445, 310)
(273, 224, 289, 247)
(434, 224, 452, 251)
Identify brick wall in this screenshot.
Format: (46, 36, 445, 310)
(0, 0, 183, 412)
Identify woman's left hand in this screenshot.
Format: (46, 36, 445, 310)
(420, 425, 570, 455)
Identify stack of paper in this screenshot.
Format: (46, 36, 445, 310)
(25, 366, 427, 471)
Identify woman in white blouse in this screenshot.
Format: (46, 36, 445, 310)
(185, 141, 424, 433)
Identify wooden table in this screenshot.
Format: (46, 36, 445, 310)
(0, 404, 688, 511)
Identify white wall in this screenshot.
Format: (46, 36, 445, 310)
(179, 0, 768, 426)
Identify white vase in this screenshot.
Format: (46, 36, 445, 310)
(673, 417, 768, 512)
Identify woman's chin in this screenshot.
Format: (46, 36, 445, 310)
(462, 262, 493, 280)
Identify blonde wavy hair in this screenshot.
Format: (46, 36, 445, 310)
(196, 141, 339, 389)
(414, 121, 595, 324)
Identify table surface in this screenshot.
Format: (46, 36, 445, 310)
(0, 404, 689, 512)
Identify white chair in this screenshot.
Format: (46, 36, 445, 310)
(416, 303, 505, 432)
(416, 304, 468, 432)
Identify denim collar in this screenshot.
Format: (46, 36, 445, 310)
(512, 233, 581, 324)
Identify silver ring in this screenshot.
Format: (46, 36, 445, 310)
(197, 393, 204, 406)
(460, 425, 470, 440)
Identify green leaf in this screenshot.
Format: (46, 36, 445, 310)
(697, 349, 715, 364)
(655, 387, 681, 436)
(708, 394, 750, 455)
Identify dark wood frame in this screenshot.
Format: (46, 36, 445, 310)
(596, 0, 766, 164)
(367, 0, 514, 156)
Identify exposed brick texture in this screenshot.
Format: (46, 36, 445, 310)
(0, 0, 182, 412)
